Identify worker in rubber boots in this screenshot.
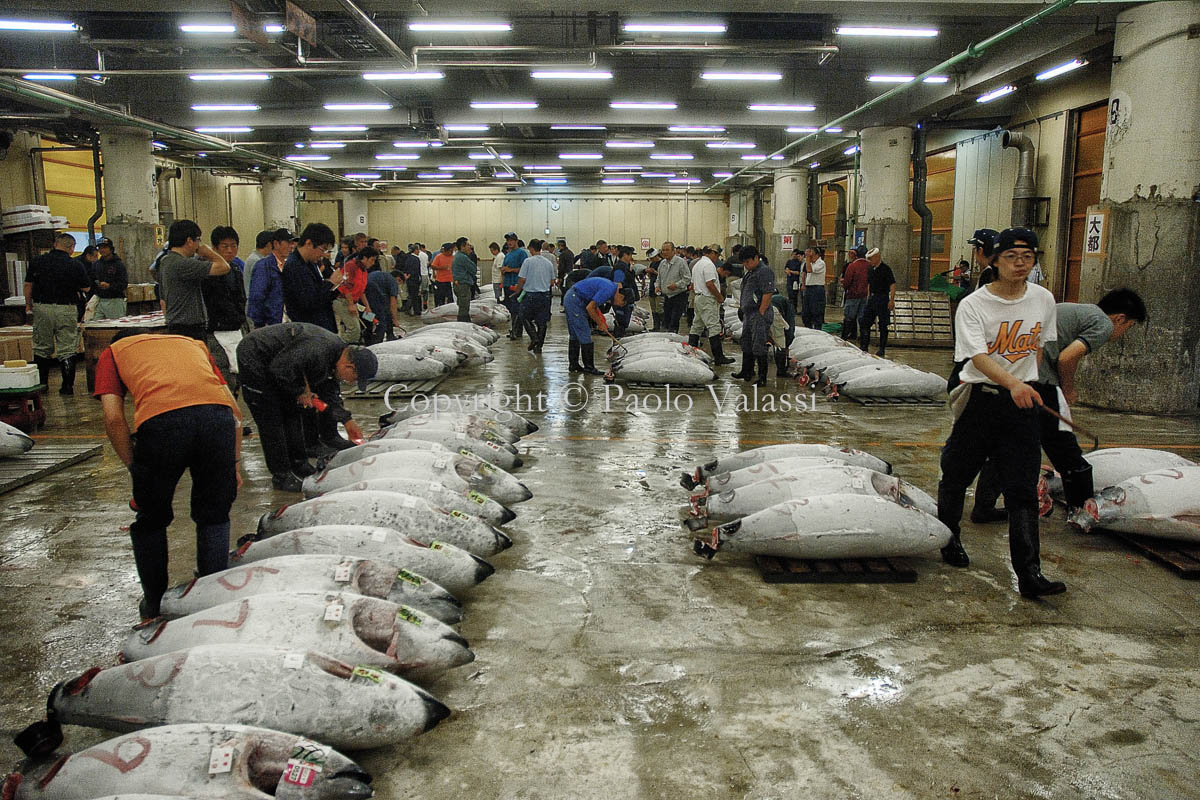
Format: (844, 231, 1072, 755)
(730, 245, 775, 387)
(563, 276, 624, 375)
(937, 227, 1066, 600)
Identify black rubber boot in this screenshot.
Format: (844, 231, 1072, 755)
(652, 312, 662, 332)
(732, 353, 755, 381)
(970, 460, 1008, 523)
(859, 329, 871, 353)
(581, 343, 602, 375)
(710, 336, 735, 365)
(937, 481, 970, 567)
(876, 328, 888, 358)
(34, 356, 52, 390)
(1061, 463, 1095, 509)
(842, 317, 857, 341)
(1009, 504, 1066, 598)
(534, 322, 547, 353)
(687, 334, 701, 348)
(58, 356, 77, 395)
(755, 355, 770, 387)
(568, 341, 582, 373)
(774, 348, 788, 376)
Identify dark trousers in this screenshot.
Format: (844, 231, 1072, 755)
(242, 382, 308, 476)
(661, 293, 688, 333)
(405, 279, 422, 315)
(520, 292, 552, 343)
(859, 294, 890, 351)
(434, 281, 453, 306)
(128, 404, 237, 614)
(801, 285, 826, 329)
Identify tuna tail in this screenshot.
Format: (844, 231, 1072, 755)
(378, 411, 395, 426)
(13, 681, 66, 759)
(679, 471, 698, 490)
(685, 516, 708, 532)
(491, 527, 514, 551)
(512, 455, 524, 468)
(498, 504, 518, 524)
(419, 691, 452, 733)
(470, 554, 496, 583)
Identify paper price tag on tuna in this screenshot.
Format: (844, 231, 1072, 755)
(209, 745, 234, 775)
(396, 568, 423, 586)
(324, 602, 344, 622)
(333, 562, 353, 582)
(352, 665, 384, 683)
(469, 490, 486, 504)
(371, 529, 388, 542)
(456, 432, 467, 441)
(429, 540, 445, 550)
(283, 652, 305, 670)
(397, 606, 423, 626)
(283, 760, 321, 788)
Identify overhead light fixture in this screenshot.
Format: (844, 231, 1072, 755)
(179, 23, 236, 33)
(468, 152, 512, 160)
(701, 72, 782, 81)
(534, 177, 567, 185)
(559, 153, 603, 159)
(640, 172, 675, 178)
(649, 153, 693, 160)
(418, 172, 454, 179)
(345, 173, 382, 180)
(22, 73, 75, 81)
(550, 125, 606, 130)
(437, 165, 476, 171)
(605, 141, 654, 149)
(375, 153, 421, 160)
(843, 145, 859, 155)
(835, 26, 938, 38)
(191, 104, 259, 111)
(741, 154, 767, 160)
(393, 141, 429, 148)
(524, 165, 562, 171)
(623, 22, 726, 34)
(706, 141, 756, 149)
(669, 178, 701, 184)
(409, 21, 511, 32)
(363, 71, 444, 81)
(826, 127, 843, 133)
(712, 172, 734, 178)
(195, 126, 252, 133)
(810, 161, 820, 168)
(312, 125, 367, 132)
(285, 154, 331, 161)
(151, 141, 167, 150)
(263, 24, 285, 33)
(470, 101, 537, 109)
(602, 177, 636, 184)
(748, 104, 815, 112)
(867, 75, 949, 84)
(0, 19, 78, 32)
(604, 165, 643, 171)
(429, 141, 444, 147)
(976, 84, 1017, 103)
(611, 101, 677, 110)
(786, 126, 819, 133)
(1036, 59, 1086, 81)
(307, 142, 347, 149)
(325, 102, 392, 111)
(531, 70, 613, 80)
(769, 155, 784, 160)
(669, 125, 724, 132)
(189, 73, 270, 82)
(444, 124, 490, 132)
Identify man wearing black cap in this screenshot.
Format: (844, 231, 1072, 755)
(730, 245, 775, 386)
(937, 227, 1066, 600)
(90, 238, 129, 321)
(840, 245, 870, 341)
(968, 228, 999, 290)
(237, 322, 377, 492)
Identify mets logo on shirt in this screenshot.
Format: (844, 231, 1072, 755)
(988, 320, 1043, 363)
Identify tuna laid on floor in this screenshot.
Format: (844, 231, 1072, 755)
(682, 444, 891, 488)
(259, 491, 512, 557)
(0, 420, 34, 457)
(700, 457, 868, 493)
(123, 592, 473, 678)
(322, 478, 516, 524)
(320, 440, 450, 472)
(367, 339, 466, 368)
(371, 353, 451, 382)
(301, 451, 533, 506)
(383, 411, 524, 444)
(379, 403, 538, 435)
(3, 723, 373, 799)
(608, 354, 715, 386)
(1047, 447, 1196, 500)
(233, 525, 493, 596)
(379, 428, 522, 471)
(160, 554, 462, 625)
(33, 644, 449, 750)
(694, 494, 952, 560)
(1068, 465, 1200, 542)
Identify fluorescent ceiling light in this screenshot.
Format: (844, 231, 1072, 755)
(650, 153, 693, 160)
(393, 141, 429, 148)
(189, 73, 269, 82)
(285, 154, 331, 161)
(836, 26, 938, 37)
(345, 173, 381, 179)
(748, 104, 815, 112)
(409, 21, 511, 32)
(418, 172, 454, 179)
(551, 125, 606, 130)
(325, 103, 392, 111)
(375, 153, 421, 160)
(437, 165, 476, 171)
(712, 172, 734, 178)
(534, 178, 568, 185)
(523, 165, 562, 171)
(810, 162, 820, 168)
(468, 153, 513, 160)
(706, 141, 755, 149)
(867, 75, 950, 84)
(363, 71, 444, 81)
(976, 85, 1016, 103)
(23, 73, 75, 81)
(0, 19, 78, 32)
(191, 104, 259, 111)
(786, 126, 818, 133)
(741, 154, 766, 160)
(470, 101, 537, 109)
(444, 124, 490, 132)
(312, 125, 367, 132)
(151, 141, 167, 150)
(602, 178, 636, 184)
(640, 172, 675, 178)
(611, 101, 677, 110)
(623, 22, 726, 33)
(606, 141, 654, 149)
(195, 126, 252, 133)
(429, 141, 444, 147)
(669, 125, 724, 132)
(826, 127, 843, 133)
(263, 24, 285, 33)
(923, 76, 950, 84)
(307, 142, 347, 149)
(559, 153, 603, 159)
(179, 23, 236, 33)
(701, 72, 782, 81)
(844, 145, 859, 155)
(531, 70, 612, 80)
(770, 155, 784, 160)
(604, 165, 643, 171)
(1036, 59, 1086, 81)
(669, 178, 701, 184)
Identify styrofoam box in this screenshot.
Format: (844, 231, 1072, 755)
(0, 364, 39, 390)
(1, 222, 55, 235)
(0, 205, 50, 217)
(3, 212, 53, 228)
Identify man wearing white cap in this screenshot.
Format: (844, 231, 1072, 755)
(858, 248, 895, 357)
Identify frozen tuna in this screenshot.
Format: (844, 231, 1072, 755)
(383, 412, 523, 444)
(609, 355, 714, 386)
(301, 451, 533, 506)
(371, 353, 450, 382)
(0, 420, 34, 457)
(1069, 465, 1200, 542)
(367, 340, 465, 368)
(379, 402, 538, 435)
(682, 444, 891, 488)
(320, 440, 449, 472)
(1049, 447, 1195, 500)
(323, 478, 516, 525)
(378, 428, 521, 471)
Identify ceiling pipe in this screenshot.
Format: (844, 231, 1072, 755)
(708, 0, 1081, 193)
(333, 0, 414, 68)
(1002, 130, 1037, 228)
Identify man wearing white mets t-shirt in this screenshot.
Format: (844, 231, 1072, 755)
(937, 227, 1066, 600)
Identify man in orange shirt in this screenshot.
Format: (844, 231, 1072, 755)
(430, 242, 455, 306)
(94, 332, 242, 620)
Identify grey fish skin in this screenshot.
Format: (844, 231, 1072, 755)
(301, 451, 533, 506)
(320, 440, 449, 473)
(378, 428, 523, 472)
(47, 644, 451, 750)
(3, 723, 372, 800)
(232, 525, 493, 596)
(258, 490, 512, 558)
(1069, 465, 1200, 542)
(160, 554, 463, 625)
(0, 421, 34, 457)
(367, 339, 466, 367)
(700, 457, 872, 494)
(682, 444, 891, 488)
(372, 353, 451, 382)
(379, 402, 538, 435)
(384, 412, 523, 444)
(123, 592, 474, 678)
(611, 355, 714, 386)
(323, 478, 517, 525)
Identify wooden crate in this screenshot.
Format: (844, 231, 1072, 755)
(888, 291, 954, 347)
(1109, 532, 1200, 579)
(0, 442, 103, 495)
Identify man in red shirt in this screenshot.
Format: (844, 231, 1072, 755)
(94, 332, 242, 620)
(430, 243, 455, 306)
(333, 246, 375, 343)
(840, 245, 870, 341)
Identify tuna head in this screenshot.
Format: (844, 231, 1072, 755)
(0, 421, 34, 456)
(1067, 485, 1125, 533)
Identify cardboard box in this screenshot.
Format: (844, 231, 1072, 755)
(0, 337, 32, 363)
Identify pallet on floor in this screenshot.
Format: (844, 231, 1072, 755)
(1109, 531, 1200, 578)
(345, 375, 448, 399)
(755, 555, 918, 583)
(838, 393, 944, 406)
(0, 442, 103, 495)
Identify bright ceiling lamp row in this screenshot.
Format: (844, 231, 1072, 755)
(188, 100, 817, 112)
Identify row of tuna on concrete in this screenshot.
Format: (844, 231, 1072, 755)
(5, 321, 537, 799)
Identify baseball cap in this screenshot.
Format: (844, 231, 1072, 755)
(646, 247, 660, 258)
(345, 346, 378, 391)
(994, 227, 1039, 255)
(96, 237, 114, 249)
(865, 247, 881, 259)
(270, 228, 296, 243)
(851, 245, 867, 258)
(504, 231, 518, 240)
(968, 228, 999, 256)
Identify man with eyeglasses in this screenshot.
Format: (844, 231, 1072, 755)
(281, 222, 341, 333)
(937, 227, 1066, 600)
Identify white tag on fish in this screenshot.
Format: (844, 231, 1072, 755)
(371, 529, 388, 542)
(283, 652, 305, 670)
(851, 476, 865, 489)
(401, 495, 417, 509)
(209, 745, 234, 775)
(333, 562, 353, 582)
(324, 602, 344, 622)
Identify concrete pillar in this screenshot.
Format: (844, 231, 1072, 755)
(99, 127, 160, 282)
(1077, 1, 1200, 413)
(342, 192, 369, 236)
(771, 167, 808, 284)
(858, 126, 913, 289)
(262, 169, 297, 232)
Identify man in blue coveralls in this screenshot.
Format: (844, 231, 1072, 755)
(562, 276, 625, 375)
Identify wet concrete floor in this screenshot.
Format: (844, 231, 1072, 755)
(1, 307, 1199, 799)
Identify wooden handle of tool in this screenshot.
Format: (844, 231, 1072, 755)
(1039, 405, 1099, 451)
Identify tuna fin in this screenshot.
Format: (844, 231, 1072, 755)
(13, 718, 62, 760)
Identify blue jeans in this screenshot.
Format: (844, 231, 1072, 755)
(801, 285, 826, 329)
